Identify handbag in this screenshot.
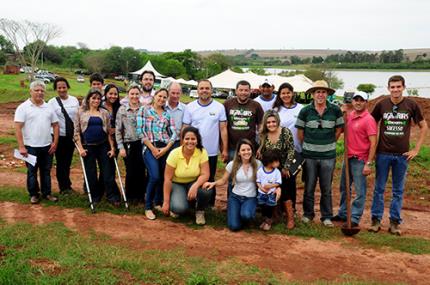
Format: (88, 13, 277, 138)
(55, 97, 74, 138)
(288, 150, 305, 176)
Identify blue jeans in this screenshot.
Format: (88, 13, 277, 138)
(257, 192, 277, 206)
(371, 153, 408, 224)
(143, 148, 167, 210)
(227, 192, 257, 231)
(337, 158, 367, 224)
(303, 158, 336, 221)
(170, 182, 213, 215)
(25, 145, 53, 197)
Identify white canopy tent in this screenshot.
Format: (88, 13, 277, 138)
(208, 69, 313, 92)
(130, 60, 165, 78)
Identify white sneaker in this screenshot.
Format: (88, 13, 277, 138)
(195, 211, 206, 225)
(170, 211, 179, 218)
(145, 210, 156, 220)
(322, 219, 334, 228)
(301, 216, 312, 224)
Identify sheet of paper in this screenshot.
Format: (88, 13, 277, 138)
(14, 149, 37, 166)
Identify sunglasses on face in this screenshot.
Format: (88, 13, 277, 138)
(392, 105, 398, 116)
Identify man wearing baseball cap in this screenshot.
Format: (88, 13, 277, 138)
(332, 91, 377, 227)
(295, 80, 344, 227)
(254, 79, 276, 112)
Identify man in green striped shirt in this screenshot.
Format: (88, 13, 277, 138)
(295, 80, 344, 227)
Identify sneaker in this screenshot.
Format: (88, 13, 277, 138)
(332, 215, 347, 222)
(301, 216, 312, 224)
(44, 195, 58, 202)
(169, 211, 179, 218)
(389, 221, 401, 236)
(368, 219, 381, 233)
(145, 210, 156, 220)
(322, 219, 334, 228)
(154, 205, 163, 212)
(195, 211, 206, 225)
(30, 196, 39, 204)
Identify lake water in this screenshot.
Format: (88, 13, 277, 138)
(262, 68, 430, 99)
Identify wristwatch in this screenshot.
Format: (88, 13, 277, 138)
(366, 161, 374, 166)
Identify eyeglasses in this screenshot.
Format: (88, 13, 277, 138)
(392, 105, 398, 116)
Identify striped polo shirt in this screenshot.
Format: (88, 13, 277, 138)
(295, 101, 344, 159)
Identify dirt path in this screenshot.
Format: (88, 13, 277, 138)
(2, 101, 430, 284)
(1, 201, 430, 284)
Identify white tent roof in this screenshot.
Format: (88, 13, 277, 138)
(130, 60, 165, 77)
(208, 69, 313, 92)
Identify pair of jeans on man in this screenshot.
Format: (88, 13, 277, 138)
(25, 145, 53, 198)
(337, 157, 367, 224)
(303, 158, 336, 221)
(169, 182, 213, 215)
(371, 153, 408, 224)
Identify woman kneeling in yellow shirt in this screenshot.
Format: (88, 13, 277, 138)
(162, 126, 211, 225)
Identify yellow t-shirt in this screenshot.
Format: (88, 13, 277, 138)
(166, 146, 209, 183)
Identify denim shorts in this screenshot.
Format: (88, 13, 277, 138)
(257, 192, 277, 206)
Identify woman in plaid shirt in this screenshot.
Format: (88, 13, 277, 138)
(137, 88, 177, 220)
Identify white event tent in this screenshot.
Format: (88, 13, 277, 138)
(130, 60, 165, 78)
(208, 69, 314, 92)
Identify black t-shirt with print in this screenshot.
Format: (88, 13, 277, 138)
(371, 97, 424, 154)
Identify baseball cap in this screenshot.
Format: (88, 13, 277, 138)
(261, 79, 273, 87)
(352, 91, 369, 101)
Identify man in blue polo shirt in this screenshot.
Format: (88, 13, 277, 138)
(295, 80, 344, 227)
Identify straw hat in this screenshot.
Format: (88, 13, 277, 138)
(305, 80, 335, 95)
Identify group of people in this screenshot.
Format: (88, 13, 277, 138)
(14, 71, 427, 235)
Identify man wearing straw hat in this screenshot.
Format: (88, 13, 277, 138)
(295, 80, 344, 227)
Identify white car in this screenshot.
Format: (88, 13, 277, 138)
(77, 75, 85, 83)
(189, 90, 198, 98)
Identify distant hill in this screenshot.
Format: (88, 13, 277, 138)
(197, 48, 430, 60)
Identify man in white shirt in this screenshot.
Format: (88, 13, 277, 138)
(254, 79, 276, 112)
(15, 81, 60, 204)
(183, 79, 228, 206)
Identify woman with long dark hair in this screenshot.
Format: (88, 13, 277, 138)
(204, 139, 260, 231)
(74, 88, 120, 205)
(162, 127, 211, 225)
(273, 82, 304, 226)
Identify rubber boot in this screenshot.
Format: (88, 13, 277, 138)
(285, 200, 295, 230)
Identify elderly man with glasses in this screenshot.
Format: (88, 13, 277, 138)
(295, 80, 344, 227)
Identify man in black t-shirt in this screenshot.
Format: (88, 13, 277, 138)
(368, 75, 428, 235)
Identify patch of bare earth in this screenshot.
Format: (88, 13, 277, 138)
(1, 101, 430, 284)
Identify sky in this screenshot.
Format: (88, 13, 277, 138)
(2, 0, 429, 52)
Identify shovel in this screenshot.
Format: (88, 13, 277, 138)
(341, 112, 360, 236)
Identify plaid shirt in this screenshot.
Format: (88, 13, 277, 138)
(136, 105, 177, 144)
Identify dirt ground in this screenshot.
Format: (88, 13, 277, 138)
(1, 99, 430, 284)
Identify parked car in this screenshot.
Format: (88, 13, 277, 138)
(114, 75, 126, 81)
(77, 75, 85, 83)
(212, 91, 229, 99)
(35, 70, 56, 82)
(20, 66, 33, 73)
(189, 90, 198, 98)
(34, 74, 53, 84)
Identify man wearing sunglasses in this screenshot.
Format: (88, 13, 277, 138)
(369, 75, 428, 235)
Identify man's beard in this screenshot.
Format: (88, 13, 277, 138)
(142, 85, 153, 93)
